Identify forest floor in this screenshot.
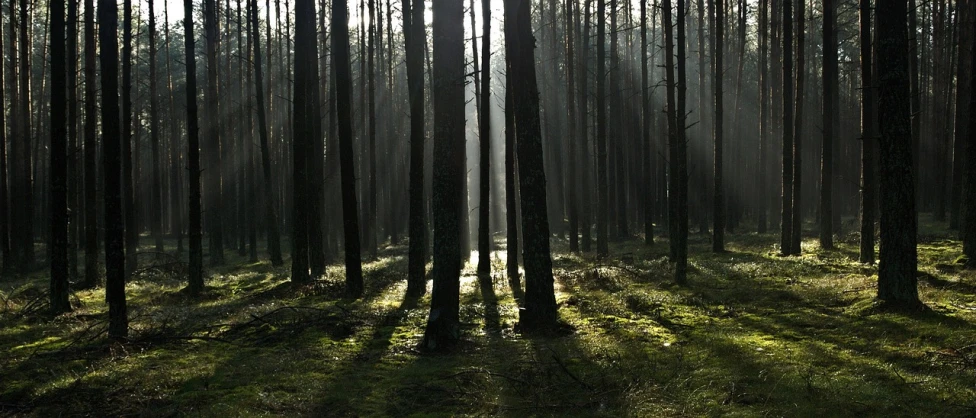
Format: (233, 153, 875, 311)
(1, 215, 975, 417)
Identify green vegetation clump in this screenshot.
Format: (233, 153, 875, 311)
(1, 219, 975, 416)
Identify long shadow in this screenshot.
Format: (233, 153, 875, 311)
(478, 273, 501, 332)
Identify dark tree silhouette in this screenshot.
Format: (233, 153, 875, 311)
(876, 0, 920, 308)
(858, 0, 876, 264)
(780, 0, 794, 256)
(185, 0, 205, 294)
(964, 10, 976, 266)
(404, 0, 427, 296)
(596, 0, 608, 257)
(49, 0, 70, 314)
(149, 0, 164, 252)
(249, 0, 284, 266)
(122, 0, 137, 277)
(99, 0, 128, 338)
(507, 0, 557, 331)
(711, 0, 725, 252)
(332, 0, 365, 297)
(820, 0, 836, 249)
(82, 0, 98, 288)
(205, 0, 225, 266)
(423, 0, 464, 350)
(477, 0, 492, 276)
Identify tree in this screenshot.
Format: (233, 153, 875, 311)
(820, 0, 837, 249)
(249, 0, 284, 266)
(0, 0, 7, 275)
(964, 9, 976, 266)
(366, 0, 377, 259)
(790, 0, 805, 255)
(757, 0, 768, 234)
(596, 0, 608, 257)
(332, 0, 365, 297)
(99, 0, 128, 338)
(504, 27, 519, 281)
(404, 0, 427, 296)
(423, 0, 464, 350)
(205, 0, 225, 266)
(291, 0, 322, 282)
(50, 0, 70, 314)
(122, 0, 137, 277)
(580, 0, 592, 252)
(876, 0, 921, 308)
(858, 0, 876, 264)
(641, 0, 653, 246)
(11, 0, 34, 274)
(149, 0, 163, 252)
(82, 0, 98, 288)
(780, 0, 794, 256)
(477, 0, 492, 275)
(567, 0, 580, 252)
(507, 0, 557, 331)
(711, 0, 725, 252)
(186, 0, 205, 295)
(67, 0, 80, 280)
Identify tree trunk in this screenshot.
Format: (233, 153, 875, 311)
(876, 0, 920, 308)
(148, 0, 163, 252)
(507, 0, 557, 331)
(780, 0, 794, 256)
(423, 0, 464, 350)
(790, 0, 804, 255)
(858, 0, 876, 264)
(950, 3, 971, 230)
(121, 0, 138, 278)
(250, 0, 284, 266)
(99, 0, 128, 338)
(963, 3, 976, 266)
(205, 0, 225, 266)
(50, 0, 70, 314)
(758, 0, 768, 234)
(82, 0, 98, 288)
(404, 0, 427, 296)
(0, 0, 7, 275)
(820, 0, 836, 248)
(67, 0, 79, 280)
(332, 0, 365, 297)
(641, 0, 653, 246)
(477, 0, 492, 275)
(185, 0, 205, 295)
(580, 0, 592, 253)
(596, 0, 608, 257)
(711, 0, 725, 252)
(505, 31, 519, 281)
(291, 0, 321, 282)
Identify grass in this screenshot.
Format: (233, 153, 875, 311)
(1, 215, 974, 416)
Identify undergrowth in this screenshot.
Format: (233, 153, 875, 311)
(1, 215, 974, 416)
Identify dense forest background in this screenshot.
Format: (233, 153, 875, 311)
(0, 0, 975, 415)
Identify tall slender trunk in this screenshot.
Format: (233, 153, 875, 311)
(477, 0, 492, 275)
(292, 0, 322, 282)
(99, 0, 128, 338)
(423, 0, 464, 349)
(596, 0, 608, 257)
(641, 0, 653, 246)
(205, 0, 225, 266)
(580, 0, 592, 253)
(789, 0, 805, 255)
(757, 0, 768, 233)
(185, 0, 205, 294)
(781, 0, 795, 255)
(164, 0, 183, 254)
(50, 0, 70, 314)
(148, 0, 163, 252)
(506, 0, 557, 331)
(711, 0, 725, 252)
(876, 0, 920, 308)
(67, 0, 79, 279)
(82, 0, 98, 287)
(332, 0, 365, 297)
(405, 0, 427, 294)
(250, 0, 284, 266)
(820, 0, 836, 248)
(858, 0, 876, 263)
(121, 0, 138, 277)
(0, 0, 8, 275)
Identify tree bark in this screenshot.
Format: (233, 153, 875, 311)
(780, 0, 795, 256)
(858, 0, 876, 264)
(820, 0, 836, 249)
(82, 0, 98, 287)
(711, 0, 725, 252)
(99, 0, 128, 338)
(876, 0, 921, 308)
(596, 0, 609, 257)
(404, 0, 427, 296)
(423, 0, 464, 350)
(250, 0, 284, 266)
(205, 0, 225, 266)
(185, 0, 205, 295)
(507, 0, 557, 331)
(332, 0, 365, 297)
(477, 0, 492, 275)
(50, 0, 70, 314)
